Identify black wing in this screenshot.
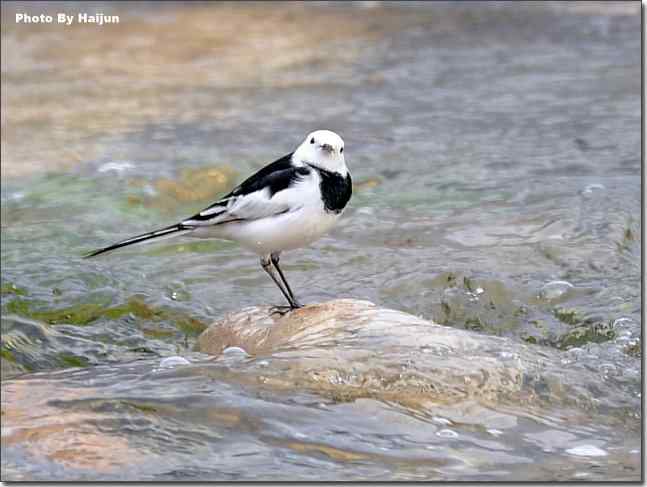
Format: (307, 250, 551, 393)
(182, 153, 310, 224)
(230, 153, 295, 197)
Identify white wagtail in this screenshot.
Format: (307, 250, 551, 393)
(86, 130, 352, 311)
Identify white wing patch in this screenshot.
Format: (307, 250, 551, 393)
(197, 196, 234, 217)
(181, 188, 293, 227)
(224, 188, 292, 221)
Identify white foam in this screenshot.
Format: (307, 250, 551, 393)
(566, 445, 607, 457)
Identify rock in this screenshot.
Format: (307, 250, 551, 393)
(195, 299, 638, 420)
(198, 299, 388, 357)
(195, 299, 557, 410)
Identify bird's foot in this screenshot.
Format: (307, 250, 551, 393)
(269, 304, 302, 316)
(269, 306, 293, 316)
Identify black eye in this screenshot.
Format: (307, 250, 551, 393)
(340, 147, 344, 153)
(310, 137, 315, 144)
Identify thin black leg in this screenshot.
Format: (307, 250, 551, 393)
(260, 256, 298, 309)
(271, 253, 302, 308)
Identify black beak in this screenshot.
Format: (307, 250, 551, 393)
(321, 144, 334, 153)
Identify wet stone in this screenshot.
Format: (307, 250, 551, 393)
(195, 299, 638, 416)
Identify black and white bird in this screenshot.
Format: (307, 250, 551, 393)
(86, 130, 352, 311)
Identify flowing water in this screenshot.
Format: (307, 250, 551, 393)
(1, 1, 642, 481)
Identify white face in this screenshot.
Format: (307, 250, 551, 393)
(293, 130, 347, 174)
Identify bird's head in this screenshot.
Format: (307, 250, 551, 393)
(293, 130, 347, 175)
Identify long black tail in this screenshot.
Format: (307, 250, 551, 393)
(84, 224, 193, 258)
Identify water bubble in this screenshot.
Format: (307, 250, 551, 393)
(599, 363, 616, 374)
(159, 356, 191, 368)
(223, 346, 250, 357)
(582, 183, 605, 194)
(487, 429, 503, 437)
(539, 281, 574, 301)
(436, 429, 458, 438)
(566, 445, 607, 457)
(166, 286, 190, 302)
(498, 351, 519, 361)
(98, 161, 135, 174)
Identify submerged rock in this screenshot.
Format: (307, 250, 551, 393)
(195, 299, 630, 416)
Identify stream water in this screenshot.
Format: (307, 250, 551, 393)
(1, 1, 641, 481)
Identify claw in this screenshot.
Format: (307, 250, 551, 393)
(269, 303, 303, 316)
(269, 305, 294, 316)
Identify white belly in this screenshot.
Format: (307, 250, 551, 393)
(192, 204, 341, 255)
